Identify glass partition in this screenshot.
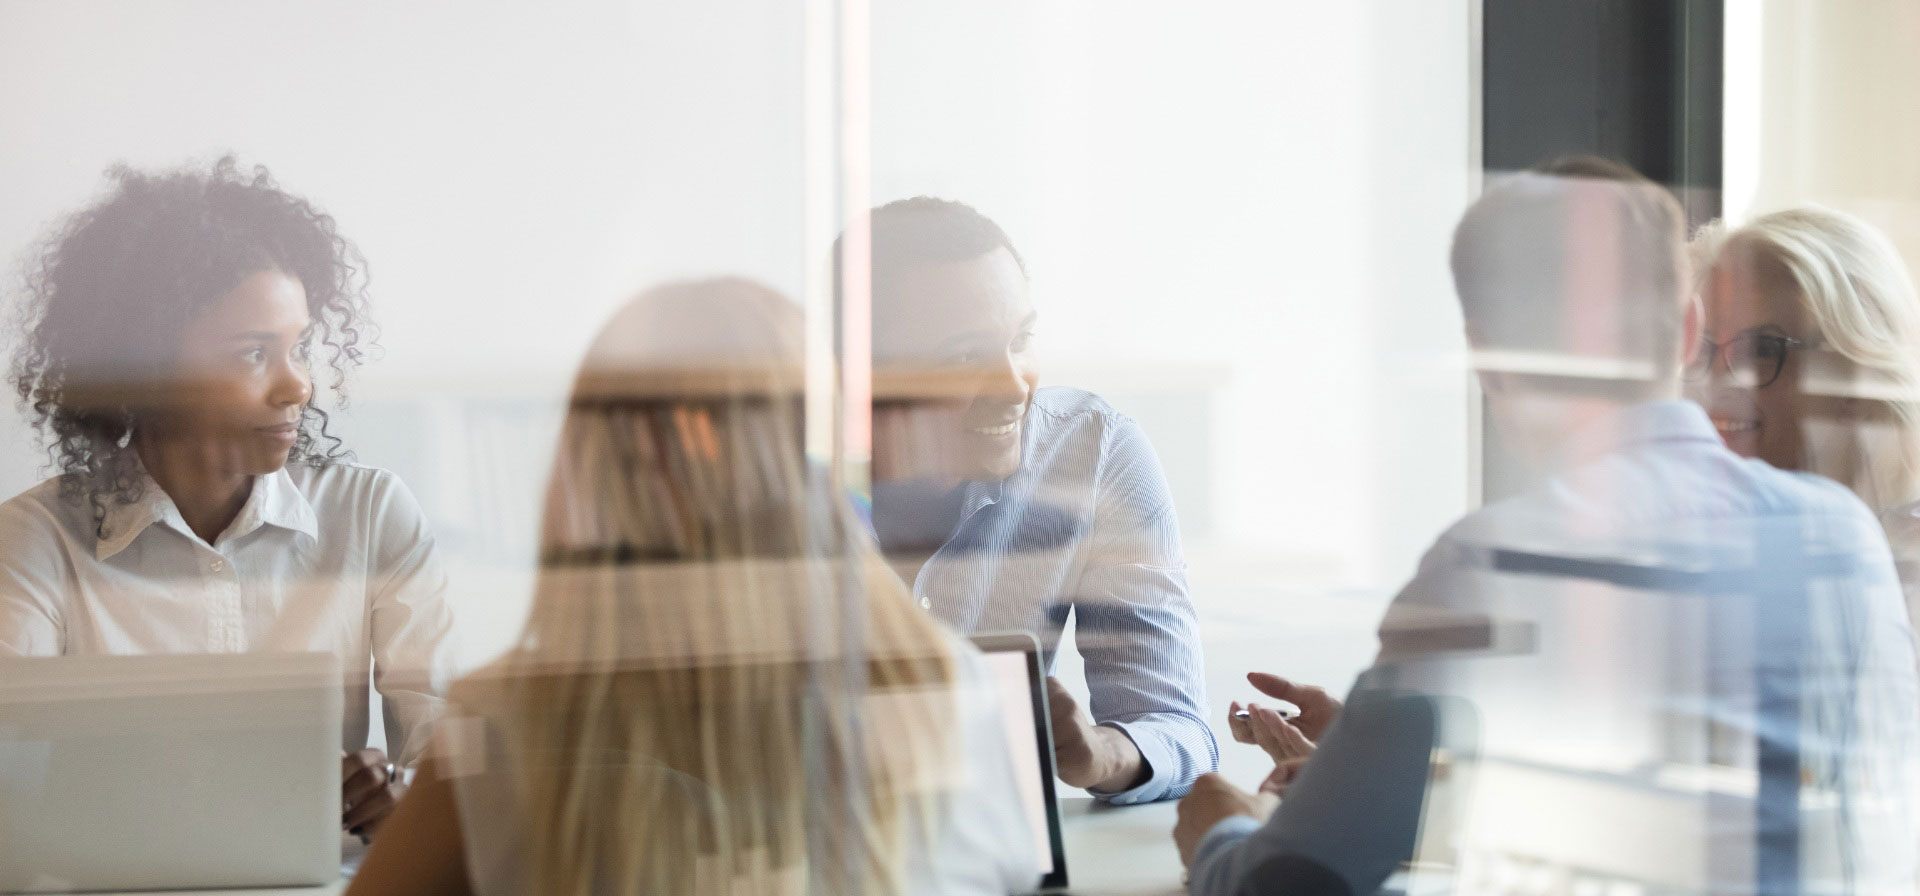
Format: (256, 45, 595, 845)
(3, 3, 1919, 894)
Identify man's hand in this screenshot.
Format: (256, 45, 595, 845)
(1232, 702, 1317, 766)
(1174, 773, 1277, 868)
(1258, 757, 1311, 799)
(1046, 676, 1147, 793)
(1227, 672, 1343, 742)
(342, 748, 407, 841)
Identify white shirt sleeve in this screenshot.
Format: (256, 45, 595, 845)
(364, 471, 459, 766)
(0, 495, 71, 656)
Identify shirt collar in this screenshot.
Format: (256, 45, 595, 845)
(96, 476, 177, 561)
(96, 467, 318, 560)
(1554, 399, 1721, 470)
(237, 468, 320, 544)
(959, 408, 1039, 510)
(960, 476, 1006, 512)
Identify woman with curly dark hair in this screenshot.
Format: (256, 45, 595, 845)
(0, 157, 456, 841)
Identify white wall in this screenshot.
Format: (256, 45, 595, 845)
(869, 0, 1474, 584)
(0, 0, 814, 662)
(0, 0, 809, 478)
(0, 1, 1473, 698)
(1736, 0, 1920, 271)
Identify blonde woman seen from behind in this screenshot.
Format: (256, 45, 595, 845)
(1690, 207, 1920, 612)
(346, 279, 1036, 896)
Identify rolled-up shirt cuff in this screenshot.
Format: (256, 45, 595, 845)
(1085, 719, 1171, 804)
(1188, 815, 1263, 896)
(1086, 713, 1216, 804)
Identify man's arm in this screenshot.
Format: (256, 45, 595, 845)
(1185, 684, 1447, 896)
(1068, 413, 1216, 803)
(1184, 540, 1469, 894)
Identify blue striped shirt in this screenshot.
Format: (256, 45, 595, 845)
(874, 387, 1218, 803)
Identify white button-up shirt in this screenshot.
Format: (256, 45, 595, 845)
(0, 461, 457, 765)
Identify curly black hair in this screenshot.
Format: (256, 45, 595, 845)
(9, 156, 376, 524)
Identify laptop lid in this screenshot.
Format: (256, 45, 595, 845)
(0, 652, 343, 893)
(971, 632, 1070, 893)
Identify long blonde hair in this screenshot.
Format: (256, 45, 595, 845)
(462, 279, 961, 895)
(1692, 207, 1920, 509)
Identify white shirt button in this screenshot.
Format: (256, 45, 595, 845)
(919, 596, 931, 610)
(209, 559, 226, 572)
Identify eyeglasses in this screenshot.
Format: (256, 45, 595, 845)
(1684, 333, 1809, 388)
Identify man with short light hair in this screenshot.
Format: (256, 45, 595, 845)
(1176, 163, 1920, 895)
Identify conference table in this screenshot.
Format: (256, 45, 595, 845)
(97, 797, 1190, 896)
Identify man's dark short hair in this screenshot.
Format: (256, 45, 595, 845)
(839, 197, 1026, 306)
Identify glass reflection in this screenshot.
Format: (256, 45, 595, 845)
(1182, 164, 1920, 896)
(347, 280, 1037, 896)
(1, 4, 1919, 895)
(1689, 209, 1920, 616)
(861, 197, 1217, 804)
(0, 158, 453, 860)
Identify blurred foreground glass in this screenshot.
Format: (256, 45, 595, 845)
(407, 280, 1038, 896)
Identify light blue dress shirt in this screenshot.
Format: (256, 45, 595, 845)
(1191, 400, 1920, 895)
(874, 386, 1218, 803)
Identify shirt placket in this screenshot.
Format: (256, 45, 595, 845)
(915, 486, 999, 615)
(201, 548, 245, 653)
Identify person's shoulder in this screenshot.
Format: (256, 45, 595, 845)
(282, 461, 430, 530)
(0, 476, 97, 572)
(1, 475, 75, 511)
(1028, 386, 1151, 449)
(1029, 386, 1125, 427)
(1445, 445, 1891, 572)
(1024, 388, 1175, 506)
(284, 460, 414, 502)
(1756, 464, 1899, 559)
(1721, 452, 1882, 522)
(0, 475, 93, 539)
(1550, 424, 1875, 525)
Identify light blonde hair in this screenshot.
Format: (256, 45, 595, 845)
(1692, 207, 1920, 508)
(461, 279, 961, 895)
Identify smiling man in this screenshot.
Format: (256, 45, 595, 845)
(856, 197, 1216, 803)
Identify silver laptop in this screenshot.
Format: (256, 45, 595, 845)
(0, 652, 343, 893)
(971, 632, 1071, 895)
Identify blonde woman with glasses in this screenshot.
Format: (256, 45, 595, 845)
(1690, 207, 1920, 609)
(346, 279, 1035, 895)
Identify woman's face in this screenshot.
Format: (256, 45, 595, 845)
(148, 268, 315, 475)
(1695, 255, 1812, 468)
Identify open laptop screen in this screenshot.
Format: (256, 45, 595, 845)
(971, 632, 1069, 892)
